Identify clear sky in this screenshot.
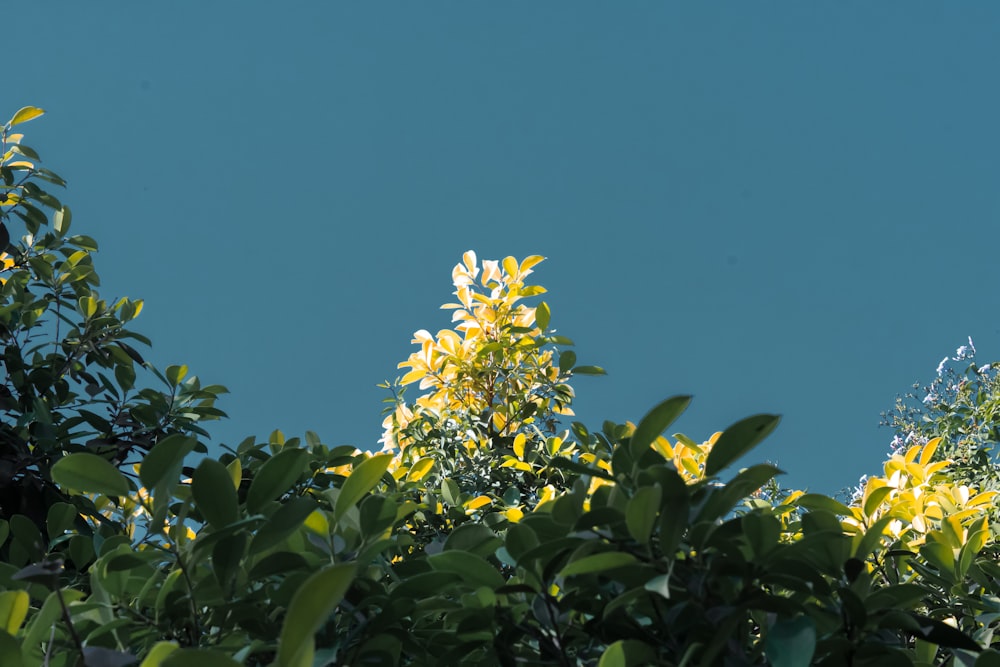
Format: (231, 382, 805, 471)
(14, 3, 1000, 494)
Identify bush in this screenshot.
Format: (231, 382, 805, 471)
(1, 109, 999, 667)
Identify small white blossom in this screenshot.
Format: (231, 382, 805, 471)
(937, 357, 948, 375)
(980, 364, 992, 373)
(922, 393, 937, 405)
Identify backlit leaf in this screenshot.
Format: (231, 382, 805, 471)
(8, 106, 44, 127)
(766, 615, 816, 667)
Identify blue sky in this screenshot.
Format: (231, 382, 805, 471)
(14, 4, 1000, 494)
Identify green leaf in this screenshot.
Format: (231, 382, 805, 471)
(428, 551, 504, 589)
(535, 301, 550, 331)
(139, 434, 198, 490)
(335, 453, 392, 522)
(559, 350, 577, 373)
(598, 640, 655, 667)
(695, 464, 783, 524)
(276, 563, 357, 667)
(46, 502, 77, 541)
(51, 453, 128, 497)
(625, 484, 661, 545)
(444, 523, 503, 558)
(629, 396, 692, 460)
(794, 494, 853, 517)
(246, 447, 310, 514)
(193, 459, 240, 528)
(0, 629, 22, 667)
(8, 106, 44, 127)
(766, 615, 816, 667)
(854, 515, 895, 561)
(559, 552, 636, 578)
(249, 497, 318, 554)
(572, 365, 607, 375)
(160, 649, 242, 667)
(976, 649, 1000, 667)
(743, 511, 781, 559)
(0, 591, 28, 634)
(704, 414, 780, 477)
(139, 641, 179, 667)
(863, 485, 894, 517)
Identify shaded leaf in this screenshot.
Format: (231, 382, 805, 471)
(139, 435, 197, 490)
(766, 615, 816, 667)
(559, 552, 636, 578)
(629, 396, 692, 461)
(246, 447, 310, 514)
(704, 414, 780, 476)
(193, 459, 240, 528)
(276, 563, 357, 667)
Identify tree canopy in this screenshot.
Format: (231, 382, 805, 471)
(0, 108, 999, 667)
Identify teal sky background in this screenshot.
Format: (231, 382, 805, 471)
(14, 4, 1000, 494)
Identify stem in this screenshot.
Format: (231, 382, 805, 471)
(54, 586, 86, 659)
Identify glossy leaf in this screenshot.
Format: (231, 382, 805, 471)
(276, 563, 357, 667)
(51, 453, 129, 497)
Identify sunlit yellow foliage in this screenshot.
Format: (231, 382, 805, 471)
(846, 437, 998, 552)
(382, 251, 572, 456)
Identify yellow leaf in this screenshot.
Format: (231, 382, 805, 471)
(9, 106, 44, 127)
(407, 457, 435, 482)
(513, 433, 526, 460)
(0, 590, 29, 634)
(519, 255, 546, 274)
(904, 444, 922, 464)
(919, 438, 942, 466)
(226, 458, 242, 491)
(504, 507, 524, 523)
(502, 256, 519, 278)
(465, 495, 492, 511)
(303, 509, 330, 535)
